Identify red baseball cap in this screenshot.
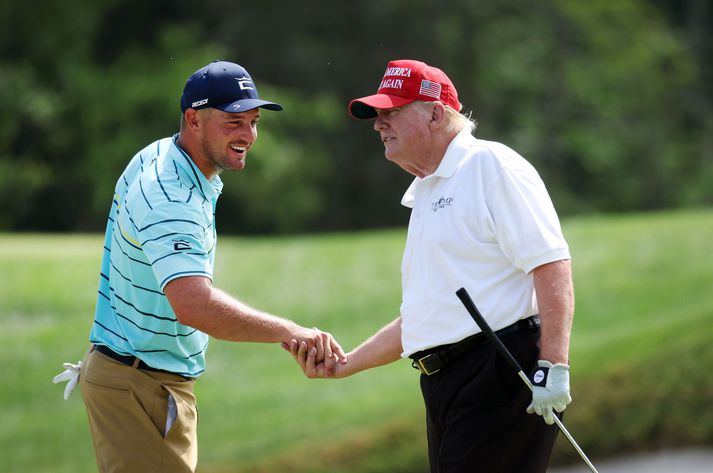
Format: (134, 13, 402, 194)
(348, 59, 462, 119)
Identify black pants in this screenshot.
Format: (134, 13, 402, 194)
(419, 329, 559, 473)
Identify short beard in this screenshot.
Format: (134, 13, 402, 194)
(200, 138, 229, 174)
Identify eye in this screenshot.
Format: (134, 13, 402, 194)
(377, 108, 398, 119)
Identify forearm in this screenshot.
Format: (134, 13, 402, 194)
(193, 287, 297, 342)
(339, 317, 403, 377)
(533, 259, 574, 364)
(166, 277, 297, 343)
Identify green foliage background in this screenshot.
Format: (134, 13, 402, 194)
(1, 1, 712, 471)
(1, 0, 711, 233)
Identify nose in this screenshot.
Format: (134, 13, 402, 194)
(374, 112, 387, 132)
(242, 124, 258, 143)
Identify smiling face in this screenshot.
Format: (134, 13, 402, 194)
(373, 101, 437, 177)
(191, 107, 261, 177)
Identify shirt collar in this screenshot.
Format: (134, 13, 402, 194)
(401, 128, 475, 208)
(428, 127, 475, 179)
(170, 134, 223, 200)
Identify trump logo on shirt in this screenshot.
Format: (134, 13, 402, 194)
(431, 197, 454, 212)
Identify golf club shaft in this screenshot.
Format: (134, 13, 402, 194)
(455, 288, 599, 473)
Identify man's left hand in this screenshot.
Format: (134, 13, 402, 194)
(53, 361, 83, 400)
(526, 360, 571, 425)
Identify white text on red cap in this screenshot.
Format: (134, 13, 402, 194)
(379, 67, 413, 90)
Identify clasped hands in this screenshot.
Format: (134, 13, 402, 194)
(281, 327, 347, 378)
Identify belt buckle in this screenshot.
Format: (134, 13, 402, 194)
(413, 354, 440, 376)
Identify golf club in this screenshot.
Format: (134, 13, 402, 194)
(455, 287, 599, 473)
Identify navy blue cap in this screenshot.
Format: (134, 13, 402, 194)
(180, 60, 283, 113)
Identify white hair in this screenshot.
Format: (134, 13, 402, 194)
(411, 101, 477, 135)
(445, 105, 477, 135)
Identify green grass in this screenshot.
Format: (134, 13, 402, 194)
(0, 208, 711, 472)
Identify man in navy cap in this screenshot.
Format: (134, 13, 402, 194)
(66, 61, 347, 472)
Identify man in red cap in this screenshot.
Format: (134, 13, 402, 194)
(287, 59, 574, 473)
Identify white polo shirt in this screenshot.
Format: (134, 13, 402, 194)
(399, 128, 570, 357)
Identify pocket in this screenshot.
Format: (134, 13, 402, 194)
(165, 393, 177, 436)
(448, 348, 510, 410)
(163, 384, 197, 441)
(493, 333, 538, 398)
(83, 377, 131, 394)
(162, 383, 198, 471)
(82, 353, 132, 393)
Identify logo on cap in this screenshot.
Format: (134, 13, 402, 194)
(348, 59, 462, 120)
(236, 76, 254, 91)
(379, 67, 412, 91)
(419, 80, 441, 99)
(180, 61, 284, 113)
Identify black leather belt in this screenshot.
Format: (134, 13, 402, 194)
(409, 315, 540, 375)
(94, 344, 190, 379)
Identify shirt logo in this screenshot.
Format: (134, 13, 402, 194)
(431, 196, 454, 212)
(173, 239, 192, 251)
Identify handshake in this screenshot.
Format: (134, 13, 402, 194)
(280, 326, 349, 379)
(280, 317, 402, 380)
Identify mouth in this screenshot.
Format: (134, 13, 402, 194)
(230, 144, 249, 156)
(382, 136, 395, 144)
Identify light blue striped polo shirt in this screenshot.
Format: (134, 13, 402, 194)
(89, 134, 223, 377)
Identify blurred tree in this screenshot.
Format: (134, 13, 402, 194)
(0, 0, 208, 230)
(0, 0, 710, 233)
(651, 0, 713, 206)
(471, 0, 704, 212)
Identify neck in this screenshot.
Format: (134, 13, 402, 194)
(176, 132, 217, 181)
(414, 128, 461, 178)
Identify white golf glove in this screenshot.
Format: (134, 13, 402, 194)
(52, 361, 83, 400)
(526, 360, 571, 425)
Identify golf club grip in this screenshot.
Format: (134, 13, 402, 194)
(455, 288, 524, 374)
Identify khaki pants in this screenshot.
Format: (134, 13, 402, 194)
(80, 348, 198, 473)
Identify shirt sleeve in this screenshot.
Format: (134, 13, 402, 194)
(486, 166, 570, 273)
(136, 201, 214, 290)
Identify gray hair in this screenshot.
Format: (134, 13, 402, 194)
(445, 106, 477, 135)
(411, 101, 477, 135)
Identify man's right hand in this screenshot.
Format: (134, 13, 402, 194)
(283, 316, 403, 380)
(282, 338, 349, 378)
(284, 326, 348, 370)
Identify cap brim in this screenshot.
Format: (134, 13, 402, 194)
(215, 99, 284, 113)
(348, 94, 415, 119)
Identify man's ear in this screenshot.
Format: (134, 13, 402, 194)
(429, 102, 447, 130)
(184, 108, 201, 132)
